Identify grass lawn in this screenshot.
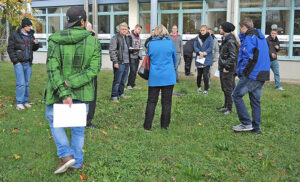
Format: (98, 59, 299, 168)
(0, 61, 299, 182)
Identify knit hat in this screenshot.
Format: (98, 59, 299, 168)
(220, 22, 235, 33)
(65, 6, 87, 29)
(21, 18, 32, 28)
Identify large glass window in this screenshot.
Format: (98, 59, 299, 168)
(240, 12, 262, 29)
(296, 0, 300, 7)
(294, 10, 300, 35)
(140, 13, 151, 34)
(206, 11, 226, 31)
(266, 10, 290, 35)
(207, 1, 227, 9)
(161, 14, 178, 33)
(160, 2, 179, 10)
(98, 15, 110, 34)
(182, 2, 203, 9)
(32, 8, 46, 14)
(240, 0, 263, 8)
(140, 3, 150, 11)
(48, 16, 60, 33)
(99, 5, 111, 12)
(183, 13, 201, 34)
(113, 4, 128, 11)
(48, 7, 60, 14)
(266, 0, 290, 7)
(114, 15, 128, 32)
(35, 16, 46, 33)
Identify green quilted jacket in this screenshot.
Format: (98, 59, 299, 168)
(45, 27, 102, 105)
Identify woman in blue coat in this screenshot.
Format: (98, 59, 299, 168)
(194, 24, 214, 95)
(143, 24, 177, 131)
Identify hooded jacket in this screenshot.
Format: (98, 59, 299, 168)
(237, 28, 270, 81)
(7, 27, 39, 64)
(266, 35, 280, 61)
(45, 27, 102, 105)
(218, 33, 238, 72)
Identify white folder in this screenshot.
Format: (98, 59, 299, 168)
(53, 104, 87, 128)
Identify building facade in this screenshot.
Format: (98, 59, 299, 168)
(30, 0, 300, 81)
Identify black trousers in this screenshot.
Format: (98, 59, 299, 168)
(87, 76, 97, 125)
(144, 85, 174, 130)
(127, 58, 140, 87)
(197, 66, 210, 91)
(220, 71, 235, 111)
(184, 55, 193, 75)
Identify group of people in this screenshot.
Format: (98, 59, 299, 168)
(6, 5, 285, 174)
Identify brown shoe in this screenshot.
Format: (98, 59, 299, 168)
(70, 166, 83, 172)
(54, 155, 76, 174)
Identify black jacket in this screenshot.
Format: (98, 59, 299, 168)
(266, 35, 280, 61)
(109, 32, 131, 64)
(218, 33, 238, 72)
(183, 37, 195, 57)
(7, 27, 39, 64)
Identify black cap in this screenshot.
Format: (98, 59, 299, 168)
(22, 18, 32, 28)
(65, 6, 87, 29)
(220, 22, 235, 33)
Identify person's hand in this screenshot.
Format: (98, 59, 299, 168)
(114, 64, 119, 69)
(223, 68, 229, 72)
(275, 45, 279, 49)
(63, 97, 73, 108)
(33, 39, 38, 44)
(272, 53, 277, 59)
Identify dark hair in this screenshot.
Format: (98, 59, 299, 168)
(239, 18, 254, 29)
(271, 29, 278, 33)
(135, 24, 142, 29)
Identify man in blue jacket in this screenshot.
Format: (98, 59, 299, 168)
(232, 18, 270, 134)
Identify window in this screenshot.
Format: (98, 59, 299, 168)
(98, 15, 110, 34)
(35, 16, 46, 33)
(240, 0, 263, 8)
(183, 13, 201, 34)
(113, 4, 128, 11)
(240, 12, 262, 29)
(206, 11, 226, 31)
(48, 17, 60, 33)
(140, 13, 151, 34)
(182, 2, 203, 9)
(32, 8, 46, 14)
(99, 5, 111, 12)
(114, 15, 128, 32)
(266, 0, 290, 7)
(207, 1, 227, 9)
(48, 7, 60, 14)
(160, 2, 179, 10)
(161, 14, 178, 33)
(266, 10, 290, 35)
(140, 3, 150, 11)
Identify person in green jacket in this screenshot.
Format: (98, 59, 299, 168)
(45, 7, 102, 174)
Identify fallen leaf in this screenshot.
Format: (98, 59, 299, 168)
(82, 149, 86, 153)
(239, 168, 244, 172)
(82, 164, 86, 169)
(171, 176, 176, 181)
(102, 131, 107, 135)
(0, 103, 4, 107)
(163, 179, 166, 182)
(39, 122, 43, 126)
(3, 88, 7, 91)
(12, 128, 20, 133)
(198, 122, 203, 126)
(80, 174, 87, 180)
(49, 136, 53, 140)
(258, 153, 263, 159)
(14, 154, 21, 159)
(113, 126, 119, 130)
(2, 129, 5, 132)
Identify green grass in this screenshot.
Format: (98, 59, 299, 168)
(0, 61, 299, 182)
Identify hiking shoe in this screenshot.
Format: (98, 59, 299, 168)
(54, 155, 76, 174)
(203, 90, 208, 95)
(197, 87, 202, 93)
(16, 104, 25, 110)
(223, 110, 232, 115)
(232, 124, 253, 132)
(276, 87, 285, 91)
(24, 103, 32, 108)
(126, 86, 133, 90)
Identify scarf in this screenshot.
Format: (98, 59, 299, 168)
(199, 32, 210, 42)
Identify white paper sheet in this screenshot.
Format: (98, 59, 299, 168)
(196, 57, 205, 64)
(215, 69, 220, 77)
(53, 104, 87, 128)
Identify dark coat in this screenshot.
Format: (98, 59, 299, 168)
(218, 33, 238, 72)
(266, 35, 280, 61)
(183, 37, 195, 57)
(7, 27, 39, 64)
(109, 32, 131, 64)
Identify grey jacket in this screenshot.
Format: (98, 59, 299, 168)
(212, 36, 219, 63)
(130, 31, 142, 60)
(109, 33, 131, 64)
(169, 34, 183, 55)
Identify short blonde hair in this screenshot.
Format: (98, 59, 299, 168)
(119, 22, 128, 29)
(200, 24, 208, 30)
(153, 24, 169, 37)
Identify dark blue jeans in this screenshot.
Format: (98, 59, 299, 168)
(111, 63, 130, 100)
(232, 76, 265, 132)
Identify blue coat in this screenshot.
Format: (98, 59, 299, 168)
(193, 35, 214, 67)
(147, 36, 177, 87)
(238, 28, 270, 81)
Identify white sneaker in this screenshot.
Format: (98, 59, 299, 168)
(197, 87, 202, 93)
(276, 87, 285, 91)
(16, 104, 25, 110)
(126, 86, 133, 90)
(24, 103, 32, 108)
(203, 91, 208, 95)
